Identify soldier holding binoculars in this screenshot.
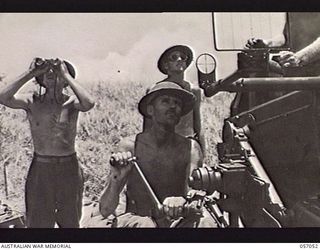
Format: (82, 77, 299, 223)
(0, 58, 95, 228)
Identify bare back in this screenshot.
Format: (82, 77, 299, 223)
(27, 95, 79, 156)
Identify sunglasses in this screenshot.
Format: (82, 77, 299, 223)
(168, 52, 189, 62)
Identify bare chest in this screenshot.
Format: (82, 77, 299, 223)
(136, 140, 190, 176)
(27, 102, 78, 131)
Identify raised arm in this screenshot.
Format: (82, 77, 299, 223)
(0, 58, 48, 110)
(57, 61, 95, 112)
(278, 37, 320, 67)
(99, 152, 133, 218)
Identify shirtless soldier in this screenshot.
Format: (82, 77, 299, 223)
(0, 58, 95, 228)
(144, 45, 205, 153)
(99, 81, 217, 228)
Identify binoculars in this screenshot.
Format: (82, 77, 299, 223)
(35, 58, 60, 68)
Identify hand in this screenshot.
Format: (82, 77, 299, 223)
(185, 190, 205, 214)
(162, 196, 186, 219)
(52, 59, 69, 77)
(29, 58, 49, 77)
(53, 59, 70, 86)
(62, 95, 77, 107)
(109, 152, 133, 182)
(278, 51, 301, 67)
(199, 80, 212, 90)
(245, 38, 269, 49)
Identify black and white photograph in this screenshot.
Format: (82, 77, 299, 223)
(0, 10, 320, 243)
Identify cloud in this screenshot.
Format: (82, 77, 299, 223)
(73, 13, 216, 84)
(0, 13, 235, 86)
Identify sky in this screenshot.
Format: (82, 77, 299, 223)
(0, 13, 284, 86)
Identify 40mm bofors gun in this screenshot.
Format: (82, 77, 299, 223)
(191, 12, 320, 227)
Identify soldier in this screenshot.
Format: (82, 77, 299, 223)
(0, 58, 95, 228)
(99, 81, 217, 228)
(144, 45, 205, 153)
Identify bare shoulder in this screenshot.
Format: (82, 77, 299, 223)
(173, 134, 201, 156)
(173, 132, 191, 144)
(191, 87, 201, 97)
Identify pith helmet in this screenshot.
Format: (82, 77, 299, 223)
(138, 81, 196, 117)
(157, 45, 193, 74)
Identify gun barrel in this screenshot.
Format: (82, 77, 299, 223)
(203, 70, 242, 97)
(228, 76, 320, 92)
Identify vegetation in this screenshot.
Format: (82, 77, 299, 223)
(0, 80, 234, 213)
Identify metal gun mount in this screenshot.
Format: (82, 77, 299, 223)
(198, 50, 320, 97)
(189, 116, 287, 227)
(219, 118, 284, 207)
